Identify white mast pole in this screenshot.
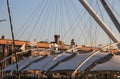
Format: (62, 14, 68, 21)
(79, 0, 120, 47)
(100, 0, 120, 33)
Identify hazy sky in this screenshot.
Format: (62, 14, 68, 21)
(0, 0, 120, 45)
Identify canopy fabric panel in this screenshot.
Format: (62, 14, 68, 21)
(24, 53, 72, 71)
(51, 52, 108, 72)
(3, 51, 113, 72)
(80, 52, 109, 71)
(91, 55, 120, 71)
(3, 56, 42, 71)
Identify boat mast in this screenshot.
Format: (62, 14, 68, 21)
(79, 0, 120, 48)
(6, 0, 19, 72)
(100, 0, 120, 33)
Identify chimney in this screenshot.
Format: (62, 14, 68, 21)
(54, 35, 60, 44)
(1, 35, 5, 39)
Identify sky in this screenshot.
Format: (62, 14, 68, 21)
(0, 0, 120, 45)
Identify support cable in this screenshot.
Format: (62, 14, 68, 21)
(107, 1, 120, 20)
(39, 0, 52, 41)
(17, 0, 43, 39)
(46, 1, 56, 42)
(27, 0, 48, 40)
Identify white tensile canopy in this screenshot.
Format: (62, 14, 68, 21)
(23, 53, 72, 71)
(3, 56, 42, 71)
(3, 51, 114, 72)
(91, 55, 120, 71)
(50, 52, 108, 72)
(3, 53, 72, 71)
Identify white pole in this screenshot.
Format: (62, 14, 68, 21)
(79, 0, 120, 47)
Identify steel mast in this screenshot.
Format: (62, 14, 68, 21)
(79, 0, 120, 48)
(72, 1, 120, 77)
(100, 0, 120, 33)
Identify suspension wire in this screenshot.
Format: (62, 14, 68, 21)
(60, 0, 67, 41)
(59, 0, 63, 41)
(51, 0, 58, 41)
(78, 16, 90, 45)
(35, 0, 52, 41)
(84, 18, 92, 45)
(27, 0, 48, 41)
(63, 0, 95, 45)
(53, 0, 58, 35)
(89, 1, 102, 46)
(77, 13, 89, 45)
(77, 15, 89, 45)
(64, 13, 85, 44)
(56, 1, 79, 42)
(64, 0, 75, 43)
(16, 0, 43, 39)
(63, 17, 83, 44)
(45, 0, 57, 42)
(64, 5, 87, 44)
(88, 17, 93, 47)
(89, 1, 98, 45)
(94, 0, 104, 45)
(59, 0, 65, 41)
(93, 25, 99, 47)
(62, 0, 67, 42)
(17, 0, 43, 39)
(89, 1, 100, 46)
(83, 18, 92, 45)
(23, 1, 47, 40)
(70, 0, 82, 44)
(81, 0, 95, 45)
(64, 0, 72, 28)
(46, 0, 56, 42)
(94, 0, 115, 46)
(101, 1, 114, 44)
(62, 0, 75, 41)
(107, 1, 120, 21)
(105, 0, 114, 45)
(106, 1, 120, 44)
(55, 0, 64, 39)
(90, 0, 104, 46)
(34, 8, 48, 41)
(39, 0, 52, 41)
(97, 1, 104, 20)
